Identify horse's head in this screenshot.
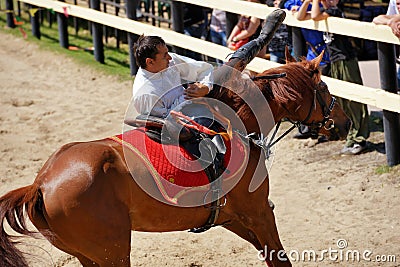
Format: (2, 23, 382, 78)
(253, 48, 350, 140)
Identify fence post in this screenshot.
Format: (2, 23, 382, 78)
(17, 1, 21, 18)
(58, 0, 69, 48)
(115, 0, 121, 49)
(30, 5, 41, 39)
(225, 12, 238, 38)
(126, 0, 139, 76)
(377, 42, 400, 166)
(90, 0, 104, 63)
(171, 1, 184, 55)
(292, 26, 306, 61)
(73, 0, 79, 34)
(6, 0, 15, 28)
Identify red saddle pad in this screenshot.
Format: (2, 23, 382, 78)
(109, 128, 247, 204)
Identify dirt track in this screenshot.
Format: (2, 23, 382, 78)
(0, 31, 399, 267)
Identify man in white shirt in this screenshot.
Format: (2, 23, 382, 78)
(132, 35, 213, 118)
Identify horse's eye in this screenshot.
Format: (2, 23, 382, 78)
(319, 81, 328, 91)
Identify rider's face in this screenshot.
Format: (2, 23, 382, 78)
(150, 45, 172, 73)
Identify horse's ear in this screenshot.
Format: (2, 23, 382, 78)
(310, 50, 325, 69)
(285, 46, 296, 63)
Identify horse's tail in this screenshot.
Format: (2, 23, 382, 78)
(0, 183, 42, 267)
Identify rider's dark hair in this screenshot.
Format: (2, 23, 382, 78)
(133, 35, 166, 68)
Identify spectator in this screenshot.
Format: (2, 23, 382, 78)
(388, 15, 400, 37)
(292, 0, 331, 140)
(183, 4, 210, 60)
(373, 0, 400, 89)
(308, 0, 370, 155)
(268, 0, 290, 63)
(209, 9, 227, 65)
(227, 0, 266, 58)
(386, 0, 400, 16)
(296, 0, 330, 75)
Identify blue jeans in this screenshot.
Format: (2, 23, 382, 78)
(210, 29, 227, 65)
(269, 51, 285, 64)
(184, 24, 206, 61)
(397, 66, 400, 91)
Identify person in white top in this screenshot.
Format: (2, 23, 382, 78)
(387, 0, 400, 16)
(373, 0, 400, 27)
(132, 35, 213, 118)
(373, 0, 400, 91)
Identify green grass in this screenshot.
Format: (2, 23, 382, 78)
(375, 165, 392, 175)
(0, 7, 133, 81)
(375, 164, 400, 176)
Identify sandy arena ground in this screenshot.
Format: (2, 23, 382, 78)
(0, 31, 399, 267)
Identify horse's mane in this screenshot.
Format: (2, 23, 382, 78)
(210, 60, 320, 113)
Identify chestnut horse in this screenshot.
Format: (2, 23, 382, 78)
(0, 52, 349, 267)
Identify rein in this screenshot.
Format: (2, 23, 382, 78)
(251, 72, 287, 80)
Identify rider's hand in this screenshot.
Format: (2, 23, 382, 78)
(184, 83, 210, 99)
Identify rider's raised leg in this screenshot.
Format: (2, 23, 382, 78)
(228, 9, 286, 72)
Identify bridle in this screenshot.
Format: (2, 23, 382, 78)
(244, 74, 336, 160)
(288, 80, 336, 136)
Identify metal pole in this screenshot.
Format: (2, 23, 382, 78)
(171, 1, 184, 55)
(90, 0, 104, 63)
(115, 0, 120, 49)
(150, 0, 155, 26)
(17, 1, 21, 17)
(58, 0, 69, 48)
(126, 0, 139, 75)
(30, 5, 41, 39)
(74, 0, 79, 34)
(6, 0, 15, 28)
(225, 12, 238, 38)
(377, 42, 400, 166)
(291, 26, 305, 61)
(103, 2, 108, 44)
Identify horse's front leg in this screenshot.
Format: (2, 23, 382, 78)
(256, 204, 292, 267)
(221, 186, 291, 266)
(224, 221, 274, 267)
(224, 206, 291, 267)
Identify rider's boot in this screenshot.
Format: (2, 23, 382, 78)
(227, 9, 286, 72)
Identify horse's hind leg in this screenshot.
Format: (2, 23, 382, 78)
(32, 205, 100, 266)
(37, 228, 99, 266)
(39, 185, 132, 266)
(43, 210, 132, 266)
(44, 202, 132, 267)
(76, 255, 100, 267)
